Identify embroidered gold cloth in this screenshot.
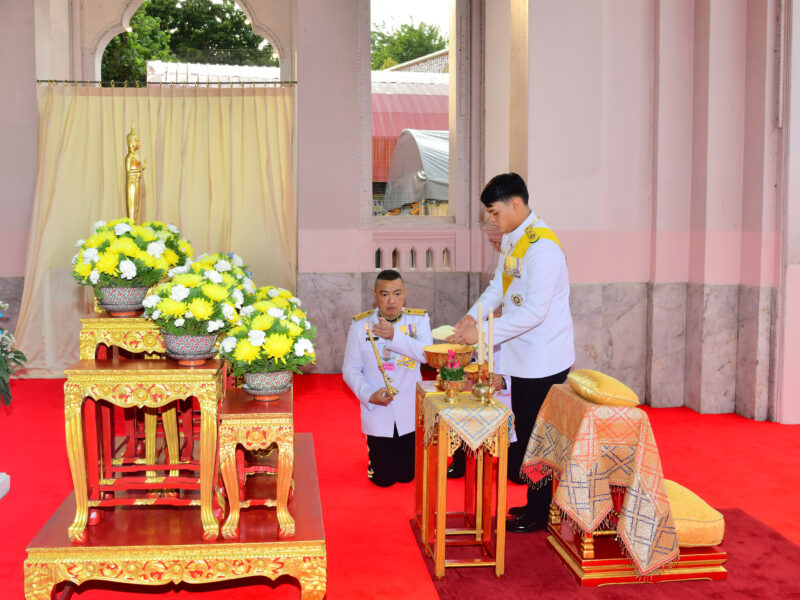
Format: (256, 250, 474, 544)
(521, 383, 678, 575)
(423, 391, 514, 453)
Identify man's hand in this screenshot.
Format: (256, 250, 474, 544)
(446, 324, 478, 345)
(369, 388, 394, 406)
(372, 317, 394, 340)
(454, 314, 476, 330)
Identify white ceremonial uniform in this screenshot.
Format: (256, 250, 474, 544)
(469, 210, 574, 378)
(342, 307, 433, 438)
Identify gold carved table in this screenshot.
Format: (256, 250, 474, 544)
(219, 387, 295, 539)
(415, 380, 511, 579)
(63, 359, 224, 542)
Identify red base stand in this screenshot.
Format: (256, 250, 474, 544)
(547, 520, 727, 586)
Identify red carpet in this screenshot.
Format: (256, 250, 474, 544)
(1, 375, 800, 599)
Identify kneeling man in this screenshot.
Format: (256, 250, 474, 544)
(342, 269, 433, 487)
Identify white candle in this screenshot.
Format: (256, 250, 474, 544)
(488, 310, 494, 374)
(477, 303, 484, 364)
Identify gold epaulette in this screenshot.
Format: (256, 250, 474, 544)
(403, 308, 427, 316)
(352, 309, 374, 321)
(525, 225, 541, 243)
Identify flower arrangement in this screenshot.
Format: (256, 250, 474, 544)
(218, 296, 315, 377)
(72, 218, 193, 295)
(142, 273, 240, 336)
(0, 301, 26, 405)
(440, 349, 465, 381)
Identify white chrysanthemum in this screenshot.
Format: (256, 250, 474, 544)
(204, 270, 223, 284)
(248, 329, 266, 347)
(207, 319, 224, 333)
(174, 318, 185, 327)
(214, 259, 232, 272)
(72, 253, 79, 266)
(151, 309, 161, 319)
(240, 305, 255, 317)
(166, 224, 179, 234)
(242, 278, 255, 294)
(289, 315, 301, 325)
(93, 220, 106, 231)
(185, 310, 194, 319)
(119, 259, 137, 280)
(267, 288, 280, 298)
(220, 336, 237, 353)
(294, 338, 314, 357)
(170, 285, 190, 302)
(147, 240, 166, 259)
(304, 321, 310, 330)
(83, 248, 100, 263)
(230, 254, 244, 267)
(289, 296, 301, 306)
(221, 303, 235, 320)
(168, 260, 193, 277)
(143, 294, 160, 308)
(114, 222, 133, 236)
(232, 289, 244, 309)
(89, 270, 100, 285)
(157, 230, 170, 241)
(75, 239, 85, 248)
(267, 307, 285, 319)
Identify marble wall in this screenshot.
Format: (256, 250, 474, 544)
(647, 283, 688, 408)
(735, 285, 776, 421)
(0, 277, 23, 334)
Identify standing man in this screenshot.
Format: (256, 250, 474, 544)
(343, 269, 433, 487)
(448, 173, 574, 532)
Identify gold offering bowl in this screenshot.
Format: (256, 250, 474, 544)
(464, 362, 485, 383)
(424, 344, 474, 390)
(440, 378, 467, 402)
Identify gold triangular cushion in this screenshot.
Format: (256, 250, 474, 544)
(664, 479, 725, 547)
(567, 369, 639, 407)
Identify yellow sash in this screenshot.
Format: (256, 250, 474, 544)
(501, 223, 564, 297)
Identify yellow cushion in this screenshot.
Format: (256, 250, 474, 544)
(664, 479, 725, 547)
(567, 369, 639, 407)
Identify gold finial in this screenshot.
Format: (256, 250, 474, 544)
(124, 122, 146, 223)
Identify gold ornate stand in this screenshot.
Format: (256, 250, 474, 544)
(79, 316, 165, 359)
(63, 359, 223, 541)
(219, 387, 295, 539)
(25, 434, 327, 600)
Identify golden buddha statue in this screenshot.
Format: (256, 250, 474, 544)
(124, 123, 146, 223)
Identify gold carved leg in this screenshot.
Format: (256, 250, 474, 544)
(199, 397, 219, 541)
(145, 408, 158, 480)
(64, 383, 89, 542)
(276, 435, 296, 538)
(162, 404, 180, 479)
(581, 532, 595, 559)
(433, 419, 448, 579)
(23, 561, 58, 600)
(494, 424, 508, 577)
(549, 501, 562, 526)
(219, 431, 240, 539)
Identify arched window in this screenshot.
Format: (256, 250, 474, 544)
(391, 248, 400, 269)
(442, 248, 450, 269)
(425, 248, 433, 270)
(409, 248, 416, 269)
(375, 248, 382, 269)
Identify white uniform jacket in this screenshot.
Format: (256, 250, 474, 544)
(469, 210, 575, 379)
(342, 308, 433, 437)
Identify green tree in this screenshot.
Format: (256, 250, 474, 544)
(142, 0, 278, 66)
(371, 21, 447, 70)
(101, 11, 174, 83)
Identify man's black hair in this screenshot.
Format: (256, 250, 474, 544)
(480, 173, 529, 207)
(375, 269, 403, 286)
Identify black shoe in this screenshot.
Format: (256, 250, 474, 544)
(447, 461, 465, 479)
(508, 506, 526, 517)
(505, 514, 546, 533)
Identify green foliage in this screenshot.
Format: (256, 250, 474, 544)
(102, 11, 174, 83)
(371, 21, 447, 70)
(102, 0, 278, 84)
(143, 0, 278, 66)
(0, 301, 26, 405)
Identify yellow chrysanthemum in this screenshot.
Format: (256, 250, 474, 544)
(163, 248, 179, 266)
(108, 217, 132, 228)
(271, 297, 289, 310)
(187, 297, 214, 320)
(158, 298, 187, 317)
(286, 322, 303, 338)
(155, 257, 170, 272)
(173, 273, 204, 288)
(220, 273, 237, 288)
(278, 289, 293, 299)
(202, 283, 229, 302)
(84, 231, 114, 248)
(95, 252, 119, 275)
(195, 255, 216, 266)
(233, 340, 261, 363)
(229, 325, 247, 336)
(262, 333, 293, 361)
(291, 308, 306, 320)
(137, 227, 156, 242)
(110, 236, 141, 258)
(139, 252, 157, 268)
(178, 239, 193, 258)
(253, 300, 275, 312)
(250, 314, 275, 331)
(74, 260, 92, 278)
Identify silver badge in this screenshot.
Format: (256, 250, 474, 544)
(511, 293, 523, 306)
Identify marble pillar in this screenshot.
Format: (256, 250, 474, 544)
(735, 285, 776, 421)
(646, 283, 687, 407)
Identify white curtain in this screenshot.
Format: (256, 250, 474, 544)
(16, 83, 295, 376)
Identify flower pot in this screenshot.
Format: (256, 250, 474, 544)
(242, 370, 293, 401)
(96, 286, 149, 317)
(162, 332, 218, 367)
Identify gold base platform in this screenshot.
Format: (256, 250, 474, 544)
(24, 433, 326, 600)
(547, 520, 727, 586)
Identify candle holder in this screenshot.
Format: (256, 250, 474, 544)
(471, 366, 495, 405)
